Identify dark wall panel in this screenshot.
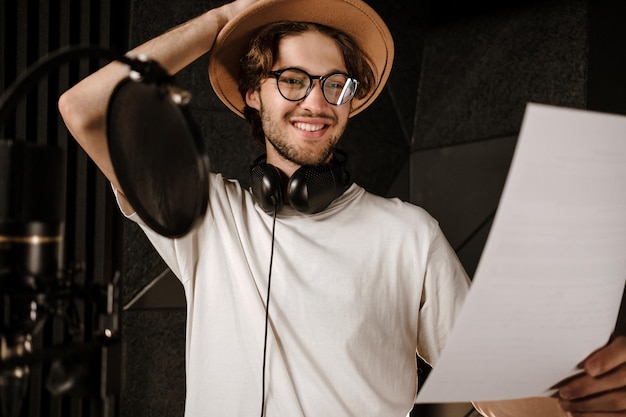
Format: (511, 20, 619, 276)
(414, 0, 588, 149)
(412, 0, 589, 266)
(121, 310, 186, 417)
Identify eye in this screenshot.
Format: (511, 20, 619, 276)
(325, 74, 349, 91)
(279, 71, 309, 89)
(282, 78, 306, 86)
(326, 81, 345, 90)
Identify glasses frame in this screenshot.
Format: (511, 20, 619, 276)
(268, 68, 359, 106)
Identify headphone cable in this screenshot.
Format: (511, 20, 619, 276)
(260, 206, 278, 417)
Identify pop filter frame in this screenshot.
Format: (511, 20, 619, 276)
(106, 62, 209, 238)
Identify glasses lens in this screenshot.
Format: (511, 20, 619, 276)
(276, 69, 311, 101)
(323, 74, 357, 105)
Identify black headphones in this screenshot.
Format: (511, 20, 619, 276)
(250, 150, 351, 214)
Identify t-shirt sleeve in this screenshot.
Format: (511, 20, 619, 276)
(110, 183, 202, 284)
(417, 224, 471, 366)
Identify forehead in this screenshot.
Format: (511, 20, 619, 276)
(273, 31, 347, 73)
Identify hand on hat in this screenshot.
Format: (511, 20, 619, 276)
(557, 335, 626, 415)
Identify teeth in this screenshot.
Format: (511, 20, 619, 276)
(294, 122, 325, 132)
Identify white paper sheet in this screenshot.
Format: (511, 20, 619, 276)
(415, 103, 626, 403)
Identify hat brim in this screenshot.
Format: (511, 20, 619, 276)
(208, 0, 394, 118)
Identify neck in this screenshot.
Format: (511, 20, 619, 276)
(265, 152, 301, 177)
(264, 144, 335, 177)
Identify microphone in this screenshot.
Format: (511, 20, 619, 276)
(0, 45, 195, 417)
(0, 140, 65, 417)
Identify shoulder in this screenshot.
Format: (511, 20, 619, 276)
(353, 186, 439, 227)
(207, 172, 246, 195)
(335, 185, 444, 248)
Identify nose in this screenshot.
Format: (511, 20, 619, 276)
(300, 80, 328, 112)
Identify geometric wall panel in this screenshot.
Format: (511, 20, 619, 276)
(410, 136, 517, 277)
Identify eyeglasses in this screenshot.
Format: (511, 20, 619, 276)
(268, 68, 359, 106)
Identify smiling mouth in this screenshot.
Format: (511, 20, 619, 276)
(293, 122, 327, 132)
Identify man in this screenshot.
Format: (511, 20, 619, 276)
(59, 0, 626, 416)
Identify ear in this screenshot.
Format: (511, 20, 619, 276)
(245, 89, 261, 111)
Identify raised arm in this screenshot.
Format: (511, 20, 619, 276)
(58, 0, 258, 192)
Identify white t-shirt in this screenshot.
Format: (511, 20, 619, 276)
(120, 173, 470, 417)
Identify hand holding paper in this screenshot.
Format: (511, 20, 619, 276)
(557, 335, 626, 414)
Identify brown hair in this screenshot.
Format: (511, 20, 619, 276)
(238, 21, 376, 148)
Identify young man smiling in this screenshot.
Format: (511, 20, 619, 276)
(59, 0, 626, 416)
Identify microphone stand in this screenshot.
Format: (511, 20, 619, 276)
(0, 45, 168, 417)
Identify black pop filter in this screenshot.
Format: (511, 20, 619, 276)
(106, 70, 209, 238)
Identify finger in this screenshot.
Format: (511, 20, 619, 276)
(584, 336, 626, 377)
(558, 387, 626, 414)
(560, 364, 626, 400)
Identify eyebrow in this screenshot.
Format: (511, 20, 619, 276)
(272, 66, 350, 75)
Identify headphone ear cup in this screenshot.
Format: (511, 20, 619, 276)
(250, 150, 351, 215)
(250, 160, 284, 213)
(287, 164, 347, 214)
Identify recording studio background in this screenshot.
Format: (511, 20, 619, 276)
(1, 0, 625, 416)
